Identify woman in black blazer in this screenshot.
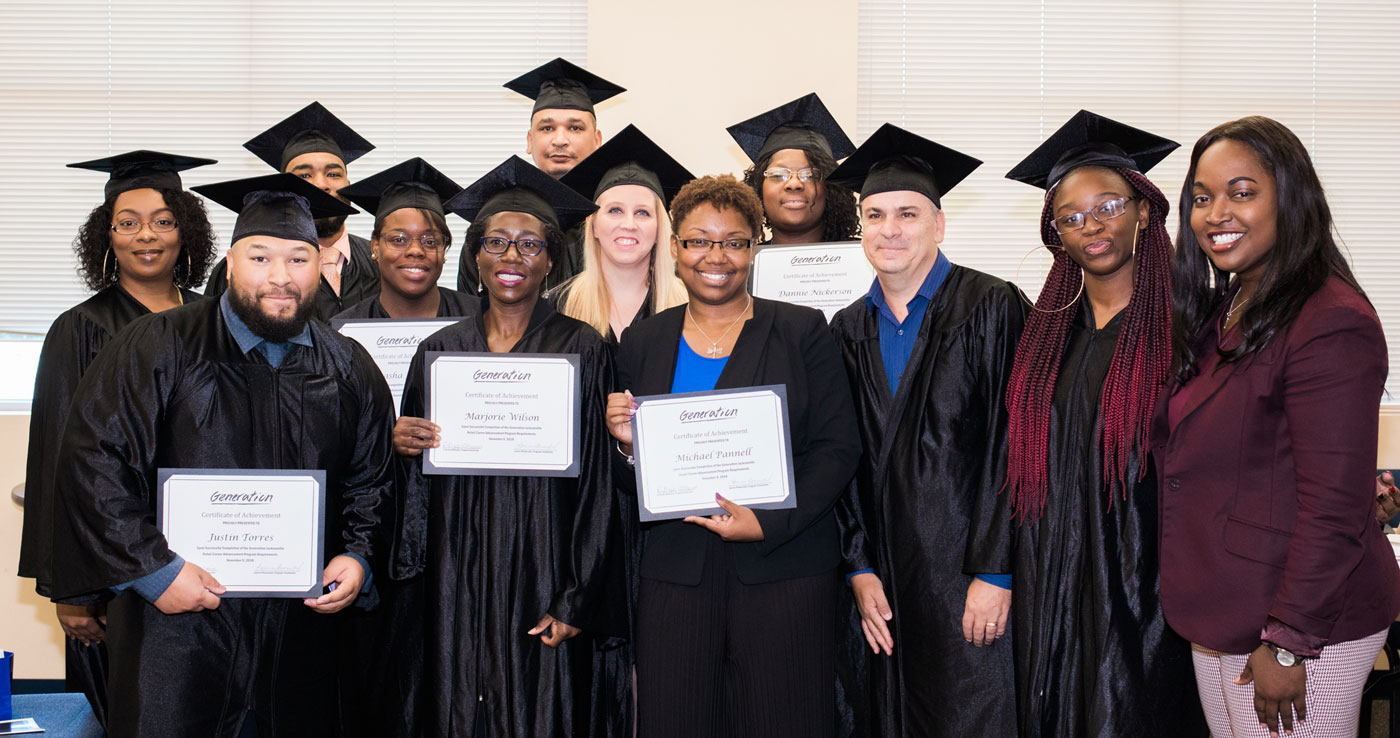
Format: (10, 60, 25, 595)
(606, 174, 860, 738)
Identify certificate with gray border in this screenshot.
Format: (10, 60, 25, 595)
(156, 468, 326, 598)
(423, 352, 582, 477)
(331, 317, 467, 414)
(630, 385, 797, 522)
(751, 241, 875, 321)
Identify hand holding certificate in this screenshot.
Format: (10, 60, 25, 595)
(157, 469, 326, 598)
(629, 386, 797, 522)
(424, 352, 582, 476)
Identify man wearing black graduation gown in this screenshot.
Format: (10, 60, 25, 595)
(206, 101, 381, 320)
(458, 58, 624, 293)
(827, 125, 1023, 737)
(49, 173, 396, 738)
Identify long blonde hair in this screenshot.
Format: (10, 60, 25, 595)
(561, 190, 687, 336)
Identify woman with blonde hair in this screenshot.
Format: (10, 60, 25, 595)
(553, 124, 691, 342)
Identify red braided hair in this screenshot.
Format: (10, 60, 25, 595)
(1004, 168, 1173, 522)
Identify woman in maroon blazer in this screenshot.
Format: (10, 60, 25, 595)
(1156, 116, 1400, 737)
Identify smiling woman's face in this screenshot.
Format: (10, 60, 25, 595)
(1189, 138, 1279, 284)
(761, 148, 826, 235)
(475, 211, 553, 308)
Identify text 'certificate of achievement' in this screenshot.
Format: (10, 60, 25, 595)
(424, 352, 581, 477)
(333, 317, 466, 414)
(157, 469, 326, 598)
(630, 385, 797, 522)
(751, 241, 875, 321)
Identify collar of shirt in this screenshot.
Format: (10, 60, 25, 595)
(220, 292, 314, 357)
(323, 229, 352, 269)
(865, 249, 952, 326)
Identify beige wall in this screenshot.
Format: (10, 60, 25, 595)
(1, 413, 65, 679)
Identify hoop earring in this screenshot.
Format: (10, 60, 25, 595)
(102, 248, 115, 284)
(1015, 243, 1084, 314)
(175, 249, 191, 286)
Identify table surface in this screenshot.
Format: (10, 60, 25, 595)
(9, 693, 102, 738)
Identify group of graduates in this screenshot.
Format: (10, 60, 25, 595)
(15, 57, 1400, 738)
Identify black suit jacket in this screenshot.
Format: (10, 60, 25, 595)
(615, 297, 861, 586)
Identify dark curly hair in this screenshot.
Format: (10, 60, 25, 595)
(671, 174, 765, 239)
(741, 146, 860, 242)
(74, 188, 219, 291)
(463, 211, 567, 262)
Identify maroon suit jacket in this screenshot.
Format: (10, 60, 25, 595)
(1153, 275, 1400, 655)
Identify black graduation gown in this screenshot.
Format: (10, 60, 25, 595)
(206, 233, 381, 321)
(457, 221, 585, 296)
(829, 265, 1024, 738)
(17, 285, 201, 725)
(333, 286, 477, 321)
(330, 284, 477, 738)
(393, 298, 620, 738)
(49, 297, 396, 738)
(1010, 301, 1205, 738)
(543, 277, 655, 738)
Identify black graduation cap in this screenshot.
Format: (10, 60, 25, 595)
(243, 101, 376, 172)
(1005, 110, 1179, 191)
(192, 173, 357, 247)
(444, 156, 598, 232)
(337, 158, 462, 221)
(726, 93, 856, 164)
(503, 58, 626, 115)
(68, 150, 217, 201)
(559, 124, 694, 205)
(828, 123, 982, 208)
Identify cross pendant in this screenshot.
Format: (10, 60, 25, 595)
(707, 344, 721, 356)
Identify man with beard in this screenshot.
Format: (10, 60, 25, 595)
(49, 172, 396, 738)
(207, 101, 380, 319)
(458, 58, 624, 293)
(826, 124, 1023, 737)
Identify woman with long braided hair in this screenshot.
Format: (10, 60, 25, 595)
(1002, 112, 1205, 737)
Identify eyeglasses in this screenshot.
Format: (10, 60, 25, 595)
(763, 167, 821, 184)
(1052, 196, 1138, 235)
(676, 237, 754, 251)
(478, 236, 546, 256)
(381, 232, 447, 251)
(111, 217, 177, 235)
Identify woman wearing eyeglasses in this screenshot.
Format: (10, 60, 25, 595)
(728, 93, 861, 244)
(391, 157, 623, 737)
(605, 175, 860, 738)
(1001, 112, 1205, 738)
(19, 151, 218, 727)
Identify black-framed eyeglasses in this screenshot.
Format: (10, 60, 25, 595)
(112, 217, 178, 235)
(1053, 196, 1137, 235)
(763, 167, 821, 184)
(381, 232, 448, 251)
(676, 237, 754, 251)
(478, 236, 546, 256)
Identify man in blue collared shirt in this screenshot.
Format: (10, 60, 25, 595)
(828, 125, 1023, 736)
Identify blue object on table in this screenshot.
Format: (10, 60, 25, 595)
(11, 694, 104, 737)
(0, 651, 11, 720)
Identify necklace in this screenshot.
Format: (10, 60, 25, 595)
(1224, 290, 1251, 328)
(686, 295, 752, 357)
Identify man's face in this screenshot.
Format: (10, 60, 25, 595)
(286, 152, 351, 238)
(525, 109, 601, 178)
(225, 235, 321, 341)
(860, 190, 946, 280)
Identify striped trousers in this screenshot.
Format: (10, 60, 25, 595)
(1191, 628, 1387, 737)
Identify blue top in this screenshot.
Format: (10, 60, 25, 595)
(855, 253, 1011, 591)
(671, 338, 729, 393)
(864, 250, 951, 394)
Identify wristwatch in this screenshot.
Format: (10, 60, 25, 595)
(1265, 642, 1301, 667)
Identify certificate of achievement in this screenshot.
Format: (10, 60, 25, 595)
(630, 385, 797, 522)
(156, 469, 326, 598)
(332, 317, 466, 413)
(423, 352, 581, 477)
(751, 241, 875, 321)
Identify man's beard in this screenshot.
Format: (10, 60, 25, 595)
(228, 281, 317, 342)
(314, 215, 347, 239)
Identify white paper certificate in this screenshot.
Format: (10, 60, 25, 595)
(751, 241, 876, 321)
(630, 385, 797, 522)
(156, 469, 326, 598)
(424, 352, 581, 477)
(332, 317, 466, 413)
